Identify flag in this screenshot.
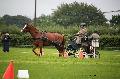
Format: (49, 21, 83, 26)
(3, 60, 14, 79)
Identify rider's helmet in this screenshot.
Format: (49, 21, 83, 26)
(80, 23, 86, 28)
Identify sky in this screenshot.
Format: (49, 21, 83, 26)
(0, 0, 120, 20)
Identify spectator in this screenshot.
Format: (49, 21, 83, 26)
(2, 32, 11, 52)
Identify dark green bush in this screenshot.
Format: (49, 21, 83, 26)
(5, 34, 120, 49)
(0, 23, 119, 49)
(100, 35, 120, 49)
(9, 34, 33, 47)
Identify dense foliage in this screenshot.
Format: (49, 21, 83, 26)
(0, 15, 31, 27)
(52, 2, 107, 26)
(100, 35, 120, 49)
(0, 2, 119, 49)
(0, 22, 120, 49)
(110, 14, 120, 25)
(36, 14, 56, 27)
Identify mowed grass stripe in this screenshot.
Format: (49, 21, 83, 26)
(0, 47, 120, 79)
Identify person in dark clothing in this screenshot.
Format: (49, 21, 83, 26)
(67, 38, 78, 51)
(2, 32, 10, 52)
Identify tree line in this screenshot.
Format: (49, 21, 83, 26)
(0, 2, 120, 49)
(0, 2, 120, 28)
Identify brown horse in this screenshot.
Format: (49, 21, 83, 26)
(21, 23, 65, 57)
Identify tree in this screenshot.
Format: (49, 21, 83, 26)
(110, 14, 120, 25)
(0, 23, 20, 34)
(52, 2, 107, 26)
(36, 14, 56, 27)
(0, 15, 31, 27)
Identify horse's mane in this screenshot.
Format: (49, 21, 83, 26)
(43, 31, 62, 35)
(28, 24, 63, 35)
(29, 25, 40, 33)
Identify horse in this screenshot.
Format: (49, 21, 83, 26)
(21, 23, 65, 57)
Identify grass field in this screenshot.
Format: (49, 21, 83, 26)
(0, 47, 120, 79)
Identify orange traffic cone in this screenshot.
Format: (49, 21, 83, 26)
(79, 48, 84, 60)
(3, 60, 14, 79)
(64, 50, 68, 58)
(79, 52, 84, 60)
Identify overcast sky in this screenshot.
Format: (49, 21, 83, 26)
(0, 0, 120, 20)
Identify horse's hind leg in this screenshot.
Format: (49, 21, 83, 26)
(56, 46, 65, 57)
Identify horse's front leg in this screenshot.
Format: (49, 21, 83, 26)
(32, 46, 41, 56)
(57, 46, 65, 57)
(32, 46, 38, 56)
(39, 47, 43, 56)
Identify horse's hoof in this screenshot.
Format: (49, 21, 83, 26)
(59, 55, 62, 57)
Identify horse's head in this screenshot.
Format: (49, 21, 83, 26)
(21, 23, 30, 32)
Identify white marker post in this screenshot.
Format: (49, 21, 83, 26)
(17, 70, 29, 79)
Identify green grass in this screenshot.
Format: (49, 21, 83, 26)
(0, 47, 120, 79)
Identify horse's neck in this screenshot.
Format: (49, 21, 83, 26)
(29, 27, 41, 38)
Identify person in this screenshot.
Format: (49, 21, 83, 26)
(90, 31, 100, 48)
(90, 31, 100, 40)
(2, 32, 11, 52)
(75, 23, 88, 44)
